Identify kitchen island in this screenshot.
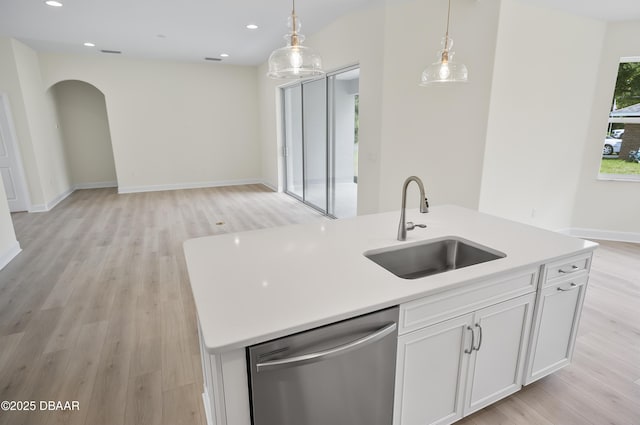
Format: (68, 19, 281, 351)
(184, 205, 597, 425)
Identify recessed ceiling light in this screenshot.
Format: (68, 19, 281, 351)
(246, 24, 258, 30)
(220, 53, 229, 58)
(83, 42, 95, 47)
(44, 0, 63, 7)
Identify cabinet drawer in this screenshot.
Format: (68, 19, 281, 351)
(399, 269, 537, 335)
(543, 253, 592, 286)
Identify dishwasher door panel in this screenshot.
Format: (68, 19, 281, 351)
(248, 307, 399, 425)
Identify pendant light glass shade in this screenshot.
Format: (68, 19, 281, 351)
(267, 2, 324, 79)
(420, 0, 468, 85)
(420, 37, 468, 85)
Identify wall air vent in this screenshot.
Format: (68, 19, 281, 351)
(204, 57, 222, 62)
(100, 49, 122, 54)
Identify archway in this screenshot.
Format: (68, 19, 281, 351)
(49, 80, 118, 189)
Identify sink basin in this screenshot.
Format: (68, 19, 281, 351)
(364, 237, 506, 279)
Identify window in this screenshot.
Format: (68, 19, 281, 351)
(599, 57, 640, 181)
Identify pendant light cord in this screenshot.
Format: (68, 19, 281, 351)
(445, 0, 451, 48)
(291, 0, 299, 46)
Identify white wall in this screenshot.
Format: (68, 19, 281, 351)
(571, 20, 640, 236)
(51, 80, 117, 187)
(0, 38, 48, 207)
(258, 0, 501, 215)
(13, 40, 72, 206)
(258, 3, 386, 214)
(377, 0, 500, 212)
(334, 78, 358, 183)
(479, 0, 606, 231)
(39, 53, 261, 192)
(257, 61, 280, 191)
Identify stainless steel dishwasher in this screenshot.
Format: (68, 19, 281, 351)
(248, 306, 399, 425)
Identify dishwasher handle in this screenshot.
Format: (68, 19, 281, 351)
(255, 322, 397, 373)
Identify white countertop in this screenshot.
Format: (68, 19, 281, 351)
(184, 205, 597, 354)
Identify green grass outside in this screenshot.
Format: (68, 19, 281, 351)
(600, 158, 640, 175)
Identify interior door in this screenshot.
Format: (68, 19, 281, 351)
(0, 95, 28, 212)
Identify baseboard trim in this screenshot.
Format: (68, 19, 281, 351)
(48, 186, 74, 210)
(28, 204, 47, 213)
(559, 227, 640, 244)
(27, 179, 271, 210)
(117, 179, 263, 194)
(260, 181, 278, 192)
(0, 240, 21, 270)
(202, 390, 214, 425)
(74, 181, 118, 190)
(28, 182, 116, 212)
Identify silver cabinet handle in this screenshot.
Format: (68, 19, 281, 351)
(473, 323, 483, 351)
(464, 326, 475, 354)
(256, 322, 397, 373)
(557, 282, 578, 292)
(558, 265, 579, 274)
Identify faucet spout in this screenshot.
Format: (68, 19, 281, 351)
(397, 176, 429, 241)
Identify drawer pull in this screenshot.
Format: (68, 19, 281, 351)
(558, 265, 579, 274)
(464, 326, 475, 354)
(557, 283, 578, 292)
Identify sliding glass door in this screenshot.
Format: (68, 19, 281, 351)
(302, 78, 327, 213)
(282, 67, 359, 218)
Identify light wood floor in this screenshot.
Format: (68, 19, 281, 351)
(0, 185, 638, 425)
(0, 185, 324, 425)
(458, 240, 640, 425)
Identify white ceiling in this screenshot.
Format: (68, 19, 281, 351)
(0, 0, 639, 66)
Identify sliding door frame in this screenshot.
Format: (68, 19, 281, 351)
(281, 64, 360, 218)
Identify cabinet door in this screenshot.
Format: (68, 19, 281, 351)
(463, 294, 535, 415)
(524, 275, 588, 384)
(394, 314, 473, 425)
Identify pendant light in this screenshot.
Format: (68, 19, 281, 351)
(420, 0, 468, 85)
(267, 0, 324, 79)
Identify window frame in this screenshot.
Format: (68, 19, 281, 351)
(597, 56, 640, 182)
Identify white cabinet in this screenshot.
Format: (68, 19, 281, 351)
(524, 274, 588, 384)
(394, 294, 535, 425)
(463, 295, 534, 415)
(394, 314, 473, 425)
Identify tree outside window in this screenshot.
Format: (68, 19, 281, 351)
(599, 58, 640, 179)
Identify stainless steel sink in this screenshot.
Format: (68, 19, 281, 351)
(364, 237, 506, 279)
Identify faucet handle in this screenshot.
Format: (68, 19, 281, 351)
(407, 222, 427, 231)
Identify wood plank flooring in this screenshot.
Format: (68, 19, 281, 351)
(0, 185, 324, 425)
(458, 240, 640, 425)
(0, 185, 638, 425)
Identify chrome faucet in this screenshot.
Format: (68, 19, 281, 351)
(397, 176, 429, 241)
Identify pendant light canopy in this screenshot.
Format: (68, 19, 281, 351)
(267, 0, 324, 79)
(420, 0, 468, 85)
